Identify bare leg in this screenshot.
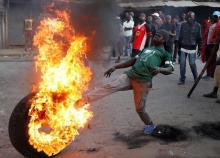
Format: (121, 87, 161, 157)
(131, 79, 153, 125)
(75, 74, 131, 108)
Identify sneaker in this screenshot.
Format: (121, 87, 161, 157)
(216, 99, 220, 104)
(178, 81, 185, 85)
(144, 124, 156, 135)
(203, 92, 217, 98)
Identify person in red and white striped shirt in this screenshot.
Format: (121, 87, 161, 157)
(132, 13, 152, 57)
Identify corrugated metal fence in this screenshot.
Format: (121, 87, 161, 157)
(0, 0, 7, 48)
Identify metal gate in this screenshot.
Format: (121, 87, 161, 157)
(0, 10, 3, 48)
(0, 0, 7, 48)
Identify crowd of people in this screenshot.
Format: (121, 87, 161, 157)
(75, 9, 220, 135)
(113, 10, 220, 104)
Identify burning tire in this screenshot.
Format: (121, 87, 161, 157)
(8, 6, 93, 158)
(8, 93, 58, 158)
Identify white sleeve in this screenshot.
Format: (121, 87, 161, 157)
(122, 22, 126, 28)
(135, 55, 139, 59)
(131, 21, 134, 28)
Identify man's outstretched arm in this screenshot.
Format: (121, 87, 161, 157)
(158, 67, 174, 75)
(104, 57, 137, 77)
(151, 66, 174, 76)
(159, 60, 175, 75)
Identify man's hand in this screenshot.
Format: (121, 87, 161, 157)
(104, 67, 116, 78)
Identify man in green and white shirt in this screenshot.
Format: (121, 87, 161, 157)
(126, 47, 173, 83)
(76, 30, 174, 134)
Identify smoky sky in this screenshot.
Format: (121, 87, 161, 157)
(38, 0, 122, 60)
(69, 0, 122, 49)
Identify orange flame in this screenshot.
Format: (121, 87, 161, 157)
(28, 8, 93, 156)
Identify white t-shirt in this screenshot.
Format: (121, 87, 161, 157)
(123, 20, 134, 37)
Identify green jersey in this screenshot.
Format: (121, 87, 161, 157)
(126, 47, 174, 82)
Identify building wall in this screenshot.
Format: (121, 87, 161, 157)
(8, 1, 41, 46)
(0, 0, 3, 48)
(0, 0, 6, 48)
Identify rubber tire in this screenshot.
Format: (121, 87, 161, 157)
(8, 93, 59, 158)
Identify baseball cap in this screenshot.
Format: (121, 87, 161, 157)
(152, 12, 159, 17)
(213, 11, 220, 17)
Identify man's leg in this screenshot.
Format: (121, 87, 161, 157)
(123, 37, 127, 56)
(166, 42, 174, 55)
(178, 48, 181, 64)
(130, 79, 156, 134)
(202, 45, 212, 80)
(173, 40, 179, 62)
(179, 51, 187, 84)
(214, 66, 220, 103)
(24, 31, 28, 51)
(27, 31, 33, 51)
(124, 36, 131, 56)
(203, 65, 220, 99)
(83, 74, 131, 103)
(128, 36, 132, 56)
(188, 53, 198, 82)
(130, 79, 152, 125)
(114, 40, 122, 63)
(206, 45, 212, 77)
(206, 44, 218, 78)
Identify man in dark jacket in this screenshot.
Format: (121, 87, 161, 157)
(178, 11, 202, 85)
(160, 15, 176, 55)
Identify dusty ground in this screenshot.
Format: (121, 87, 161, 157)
(1, 50, 220, 158)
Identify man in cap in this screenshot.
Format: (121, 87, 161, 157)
(160, 15, 176, 55)
(76, 30, 174, 134)
(202, 11, 220, 80)
(151, 12, 163, 36)
(203, 11, 220, 103)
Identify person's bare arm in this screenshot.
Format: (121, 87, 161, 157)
(158, 67, 174, 75)
(151, 66, 174, 75)
(104, 58, 137, 77)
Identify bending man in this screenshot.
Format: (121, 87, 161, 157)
(76, 30, 174, 134)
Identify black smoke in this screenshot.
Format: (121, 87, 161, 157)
(69, 0, 122, 60)
(41, 0, 122, 60)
